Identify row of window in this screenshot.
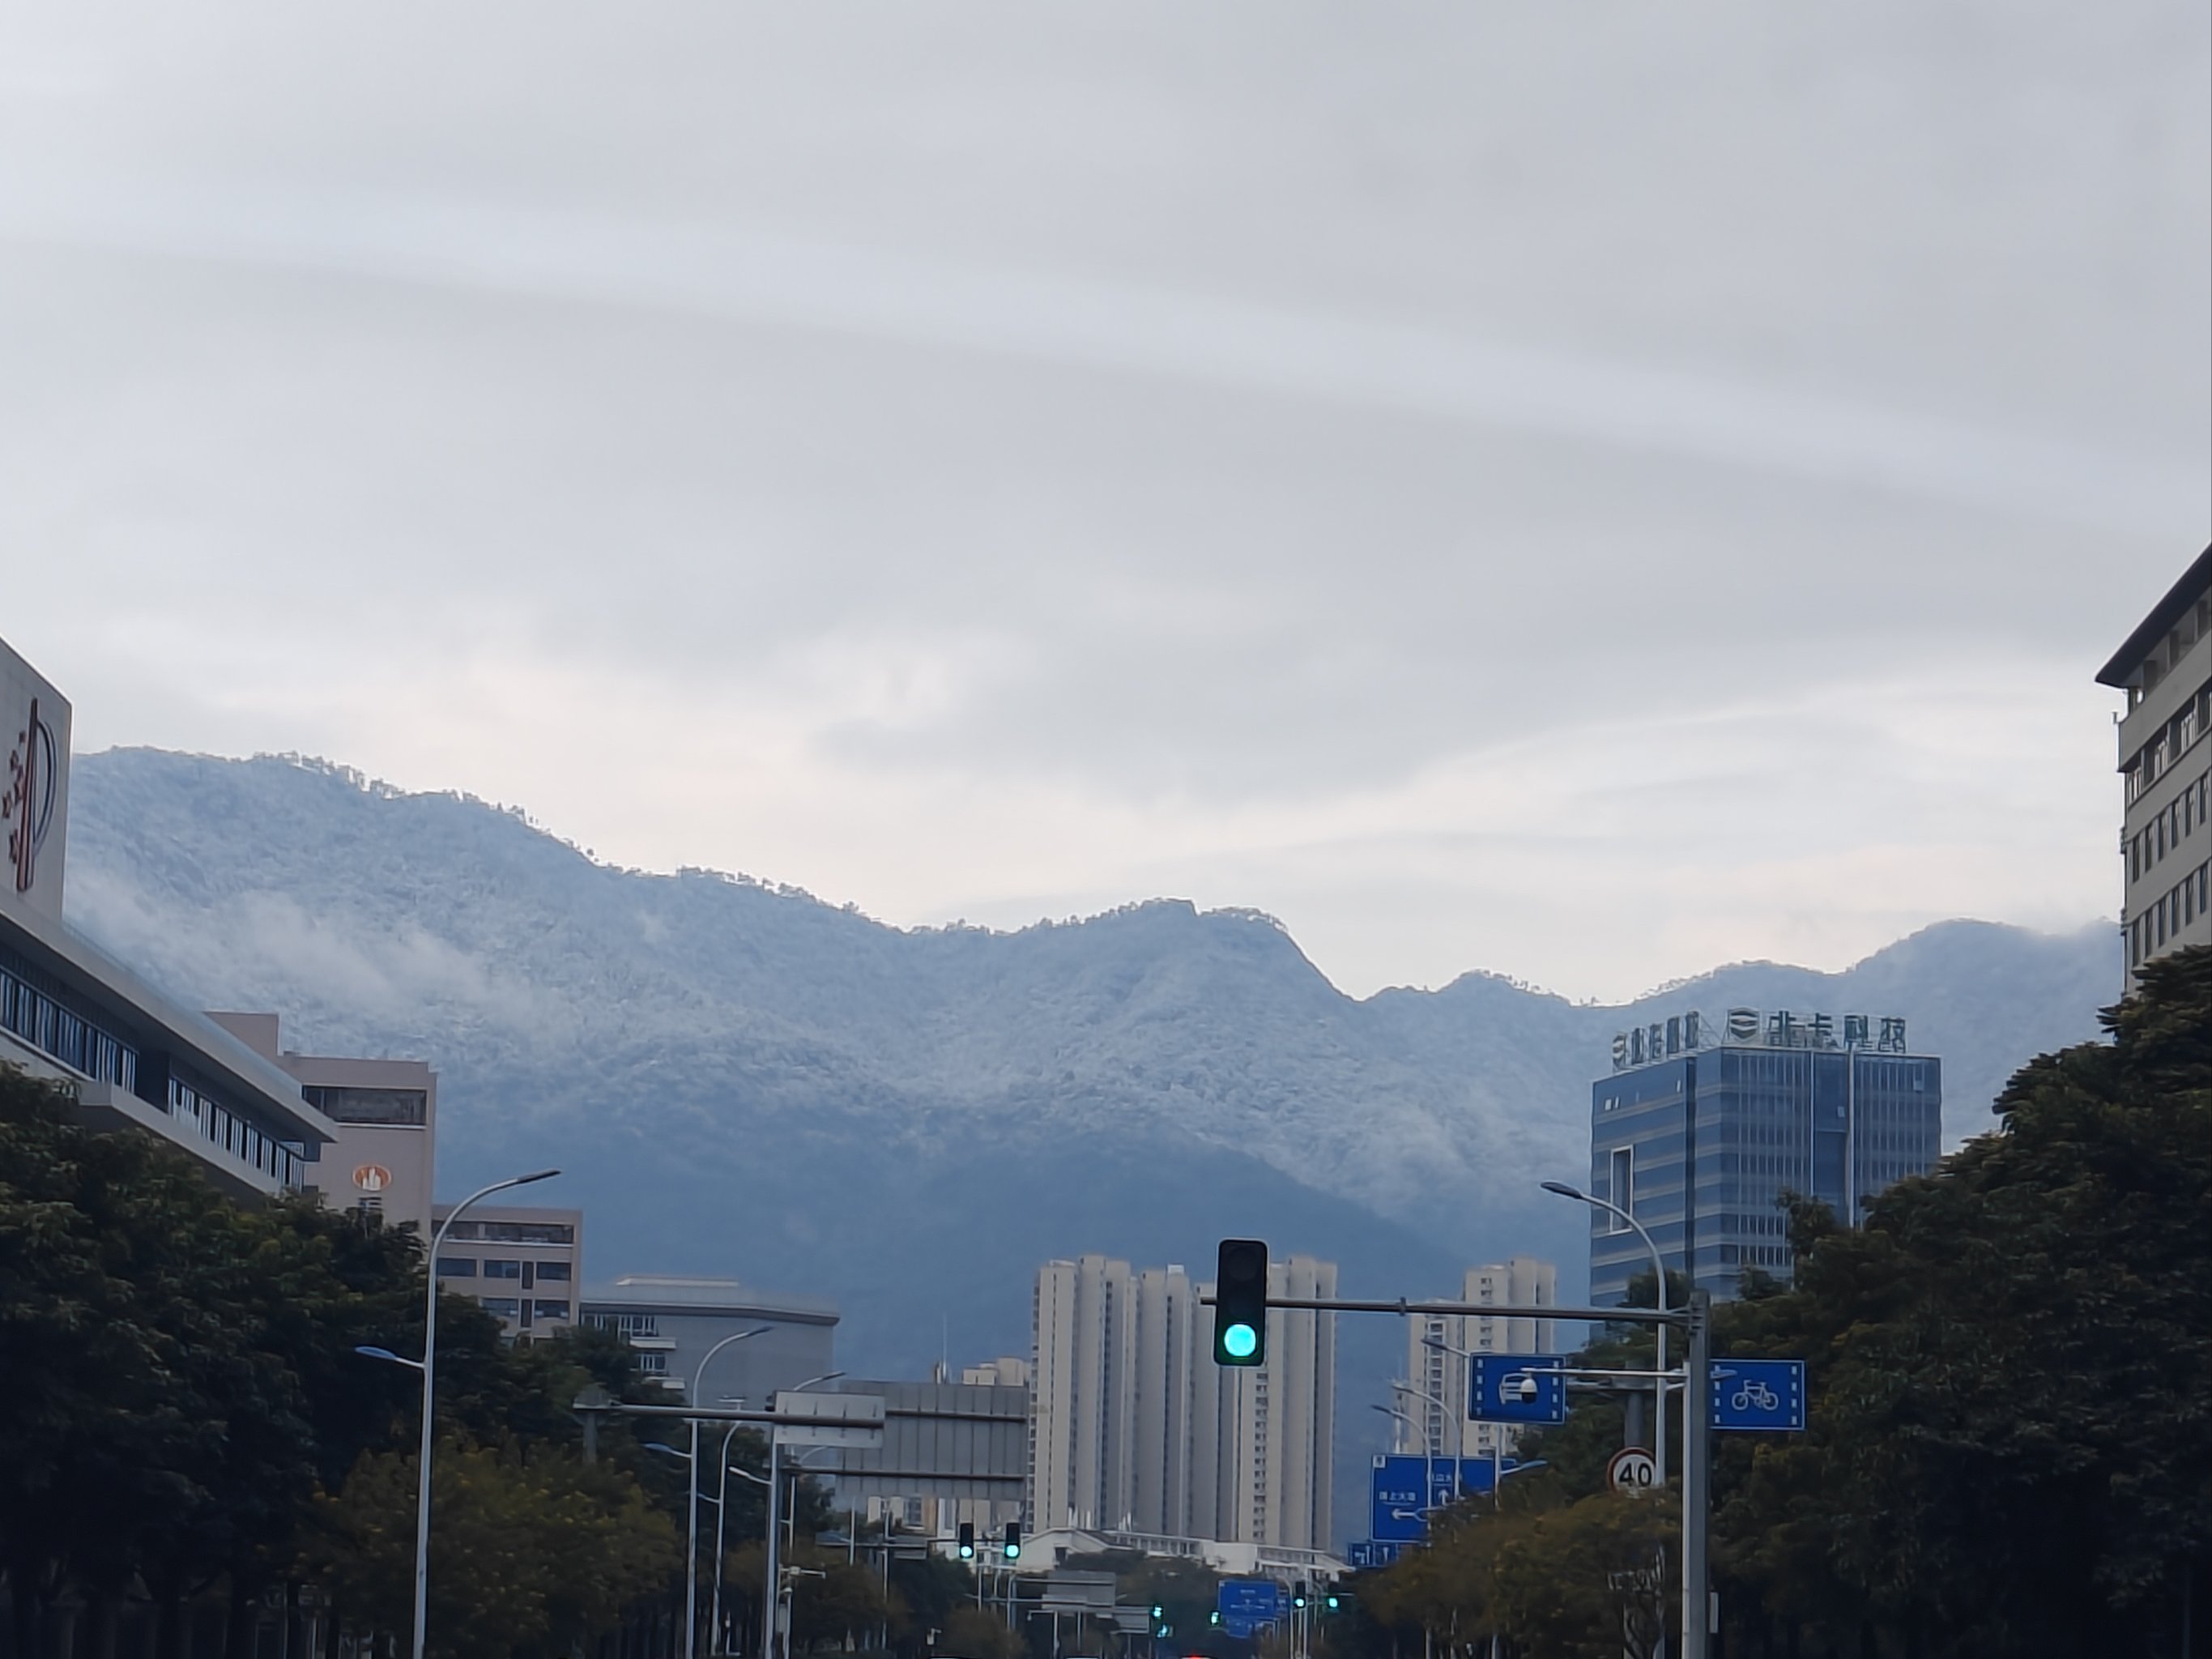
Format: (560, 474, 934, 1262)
(2125, 677, 2209, 803)
(302, 1084, 428, 1126)
(586, 1311, 661, 1337)
(438, 1219, 576, 1244)
(0, 949, 139, 1091)
(2129, 770, 2208, 882)
(168, 1073, 300, 1186)
(436, 1257, 573, 1281)
(475, 1298, 573, 1320)
(2129, 862, 2210, 966)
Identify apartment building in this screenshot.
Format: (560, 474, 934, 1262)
(1030, 1252, 1336, 1551)
(2099, 546, 2212, 981)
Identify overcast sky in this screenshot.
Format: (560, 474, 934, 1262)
(2, 2, 2206, 1002)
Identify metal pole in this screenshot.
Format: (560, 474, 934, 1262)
(687, 1334, 771, 1659)
(412, 1169, 559, 1659)
(1541, 1183, 1670, 1486)
(712, 1422, 743, 1655)
(1680, 1292, 1711, 1659)
(762, 1439, 781, 1659)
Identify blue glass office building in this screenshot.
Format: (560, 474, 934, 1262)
(1586, 1011, 1941, 1304)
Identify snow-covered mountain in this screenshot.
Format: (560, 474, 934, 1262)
(66, 748, 2116, 1537)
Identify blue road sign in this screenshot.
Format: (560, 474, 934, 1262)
(1468, 1354, 1567, 1425)
(1345, 1542, 1402, 1569)
(1217, 1580, 1283, 1627)
(1709, 1359, 1807, 1431)
(1369, 1455, 1519, 1541)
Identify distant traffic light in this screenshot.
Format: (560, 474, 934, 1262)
(1002, 1521, 1021, 1560)
(957, 1523, 975, 1559)
(1213, 1239, 1268, 1367)
(1151, 1606, 1164, 1620)
(1325, 1593, 1340, 1611)
(1293, 1582, 1308, 1610)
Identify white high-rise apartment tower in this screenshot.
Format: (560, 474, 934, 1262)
(1030, 1252, 1336, 1550)
(1396, 1259, 1558, 1463)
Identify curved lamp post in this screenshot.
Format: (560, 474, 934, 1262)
(765, 1371, 844, 1659)
(1541, 1179, 1670, 1485)
(683, 1328, 774, 1659)
(359, 1166, 560, 1659)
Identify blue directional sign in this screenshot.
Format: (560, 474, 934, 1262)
(1468, 1354, 1568, 1425)
(1217, 1580, 1283, 1630)
(1369, 1455, 1519, 1541)
(1709, 1359, 1807, 1432)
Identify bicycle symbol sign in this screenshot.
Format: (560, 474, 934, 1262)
(1733, 1379, 1778, 1413)
(1710, 1360, 1806, 1432)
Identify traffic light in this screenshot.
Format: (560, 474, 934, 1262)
(1325, 1594, 1340, 1611)
(1002, 1521, 1021, 1560)
(1213, 1239, 1268, 1367)
(957, 1523, 975, 1560)
(1293, 1582, 1308, 1610)
(1209, 1613, 1221, 1628)
(1151, 1606, 1164, 1621)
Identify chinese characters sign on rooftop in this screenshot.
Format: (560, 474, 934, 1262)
(1611, 1009, 1908, 1071)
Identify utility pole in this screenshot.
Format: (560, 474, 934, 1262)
(1681, 1292, 1712, 1659)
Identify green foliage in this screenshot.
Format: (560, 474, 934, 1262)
(1490, 1492, 1677, 1659)
(940, 1604, 1023, 1659)
(0, 1064, 685, 1659)
(1710, 945, 2212, 1655)
(306, 1441, 680, 1659)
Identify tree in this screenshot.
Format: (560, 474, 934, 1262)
(305, 1440, 680, 1659)
(1711, 946, 2212, 1656)
(1490, 1491, 1679, 1659)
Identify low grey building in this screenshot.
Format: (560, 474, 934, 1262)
(582, 1273, 837, 1401)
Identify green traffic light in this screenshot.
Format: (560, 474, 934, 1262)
(1222, 1322, 1258, 1359)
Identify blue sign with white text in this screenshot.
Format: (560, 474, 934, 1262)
(1218, 1580, 1283, 1626)
(1709, 1359, 1807, 1431)
(1468, 1354, 1567, 1424)
(1369, 1454, 1514, 1542)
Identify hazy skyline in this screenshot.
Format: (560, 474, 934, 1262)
(3, 2, 2205, 1001)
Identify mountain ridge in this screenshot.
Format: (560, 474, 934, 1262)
(64, 747, 2118, 1542)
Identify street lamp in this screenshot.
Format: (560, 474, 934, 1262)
(358, 1166, 559, 1659)
(1542, 1179, 1672, 1486)
(765, 1371, 845, 1659)
(683, 1330, 774, 1659)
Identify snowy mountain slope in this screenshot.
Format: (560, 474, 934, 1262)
(66, 748, 2116, 1348)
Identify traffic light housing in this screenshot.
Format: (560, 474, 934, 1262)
(1002, 1521, 1021, 1560)
(1293, 1582, 1308, 1610)
(1325, 1593, 1340, 1610)
(1213, 1239, 1268, 1367)
(957, 1523, 975, 1560)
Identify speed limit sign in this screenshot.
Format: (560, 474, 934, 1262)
(1607, 1447, 1658, 1494)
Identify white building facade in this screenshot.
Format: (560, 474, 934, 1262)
(2100, 547, 2211, 983)
(1030, 1252, 1335, 1551)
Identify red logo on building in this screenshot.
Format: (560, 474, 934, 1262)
(353, 1164, 394, 1192)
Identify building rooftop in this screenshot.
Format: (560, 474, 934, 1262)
(2096, 544, 2212, 688)
(581, 1273, 839, 1323)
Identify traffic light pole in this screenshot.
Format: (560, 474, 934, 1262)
(1206, 1284, 1698, 1659)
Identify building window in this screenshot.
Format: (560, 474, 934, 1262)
(586, 1311, 660, 1338)
(484, 1260, 522, 1279)
(535, 1261, 572, 1282)
(479, 1298, 521, 1319)
(534, 1299, 571, 1320)
(437, 1257, 477, 1277)
(1608, 1145, 1634, 1232)
(636, 1352, 669, 1375)
(302, 1085, 428, 1126)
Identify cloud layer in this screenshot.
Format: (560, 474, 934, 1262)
(1, 0, 2204, 999)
